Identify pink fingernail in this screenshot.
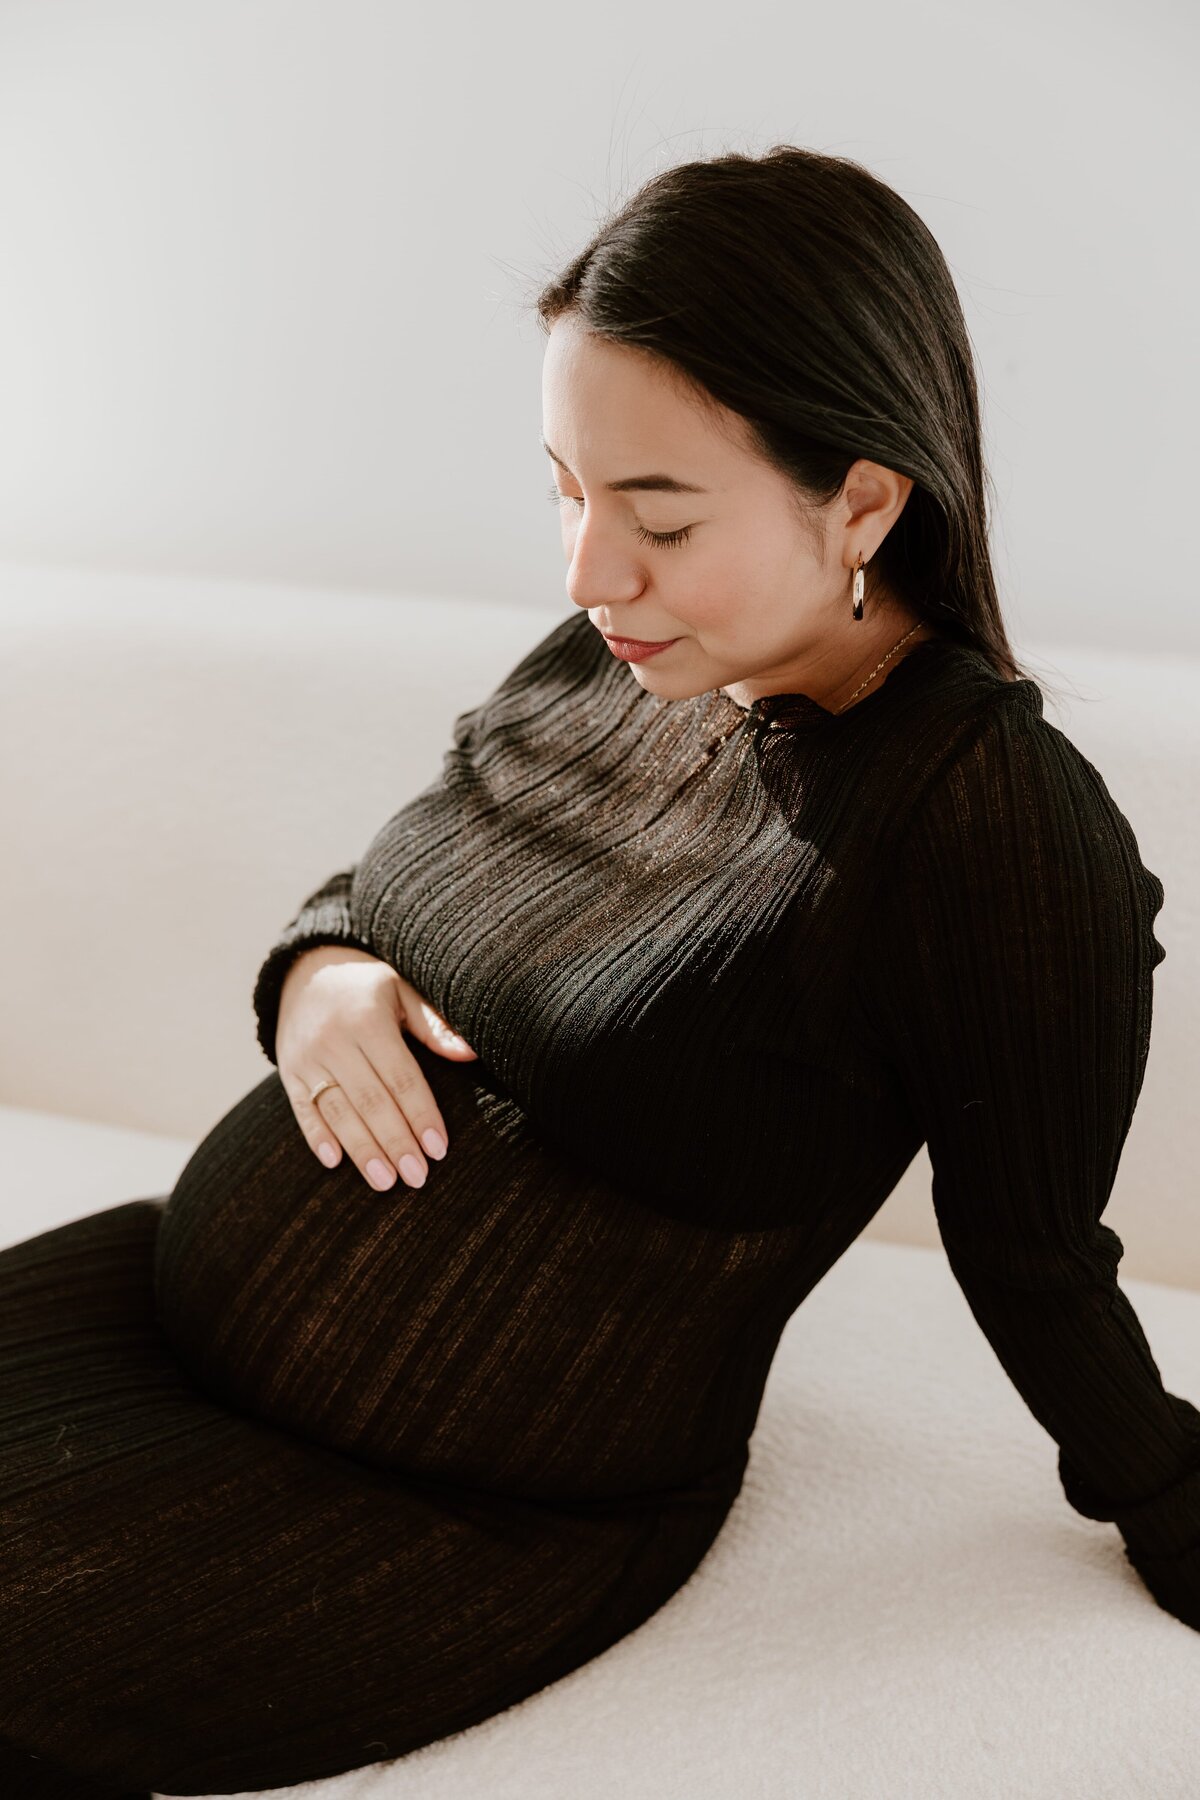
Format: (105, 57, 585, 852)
(421, 1129, 447, 1159)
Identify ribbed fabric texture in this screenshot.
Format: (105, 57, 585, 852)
(2, 609, 1196, 1795)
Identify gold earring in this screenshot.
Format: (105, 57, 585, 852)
(851, 553, 866, 621)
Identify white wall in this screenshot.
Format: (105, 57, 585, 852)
(0, 0, 1194, 651)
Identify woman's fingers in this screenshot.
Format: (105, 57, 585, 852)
(275, 954, 475, 1188)
(291, 1041, 452, 1193)
(289, 1074, 348, 1171)
(308, 1075, 411, 1191)
(354, 1045, 452, 1185)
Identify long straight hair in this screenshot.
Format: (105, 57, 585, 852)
(532, 144, 1036, 688)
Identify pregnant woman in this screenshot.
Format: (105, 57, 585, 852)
(3, 145, 1198, 1799)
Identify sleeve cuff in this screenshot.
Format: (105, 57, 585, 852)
(252, 914, 378, 1067)
(1122, 1538, 1200, 1632)
(1059, 1394, 1200, 1631)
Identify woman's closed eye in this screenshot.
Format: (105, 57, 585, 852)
(546, 485, 694, 550)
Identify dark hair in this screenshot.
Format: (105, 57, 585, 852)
(530, 144, 1052, 695)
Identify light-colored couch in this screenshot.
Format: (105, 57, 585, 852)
(3, 561, 1198, 1799)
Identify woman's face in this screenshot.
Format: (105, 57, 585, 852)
(541, 312, 924, 712)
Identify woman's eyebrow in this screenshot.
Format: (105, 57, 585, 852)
(540, 438, 708, 495)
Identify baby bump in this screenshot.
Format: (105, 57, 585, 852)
(152, 1038, 764, 1501)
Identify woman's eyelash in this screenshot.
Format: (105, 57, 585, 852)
(545, 485, 693, 550)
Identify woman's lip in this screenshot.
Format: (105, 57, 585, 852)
(601, 633, 681, 662)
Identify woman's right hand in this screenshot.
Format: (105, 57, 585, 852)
(274, 943, 478, 1192)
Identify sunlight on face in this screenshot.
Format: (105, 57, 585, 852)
(541, 311, 923, 712)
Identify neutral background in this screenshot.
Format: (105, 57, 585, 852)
(0, 0, 1196, 652)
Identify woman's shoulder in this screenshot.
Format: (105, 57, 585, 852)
(895, 663, 1166, 957)
(914, 655, 1133, 850)
(851, 654, 1168, 1042)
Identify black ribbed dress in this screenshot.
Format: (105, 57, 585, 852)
(2, 610, 1198, 1799)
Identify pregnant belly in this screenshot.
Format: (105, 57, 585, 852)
(153, 1038, 768, 1502)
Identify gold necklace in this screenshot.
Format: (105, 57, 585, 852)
(833, 621, 927, 714)
(711, 621, 933, 753)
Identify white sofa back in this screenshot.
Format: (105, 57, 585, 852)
(3, 562, 1196, 1289)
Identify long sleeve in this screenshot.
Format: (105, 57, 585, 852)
(249, 680, 506, 1068)
(853, 699, 1200, 1630)
(251, 866, 378, 1067)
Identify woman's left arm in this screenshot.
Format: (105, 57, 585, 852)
(854, 699, 1200, 1630)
